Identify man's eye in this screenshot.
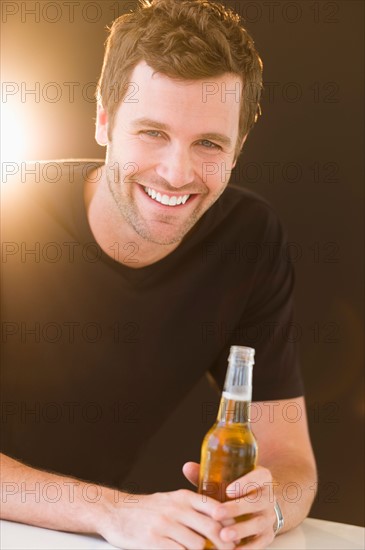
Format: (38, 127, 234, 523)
(199, 140, 221, 150)
(143, 130, 161, 138)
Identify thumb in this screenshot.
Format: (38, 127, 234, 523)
(182, 461, 200, 487)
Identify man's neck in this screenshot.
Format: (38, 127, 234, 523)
(83, 167, 180, 268)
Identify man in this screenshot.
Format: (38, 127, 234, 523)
(1, 0, 317, 548)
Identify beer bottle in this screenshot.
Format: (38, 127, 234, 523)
(198, 345, 258, 548)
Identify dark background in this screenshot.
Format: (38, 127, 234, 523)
(1, 0, 364, 526)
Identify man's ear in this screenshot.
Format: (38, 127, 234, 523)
(232, 133, 248, 169)
(95, 103, 109, 146)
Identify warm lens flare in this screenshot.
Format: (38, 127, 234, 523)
(1, 103, 28, 162)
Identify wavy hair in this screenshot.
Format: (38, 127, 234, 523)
(97, 0, 263, 158)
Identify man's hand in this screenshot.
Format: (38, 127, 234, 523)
(97, 488, 237, 550)
(0, 454, 234, 550)
(183, 462, 277, 549)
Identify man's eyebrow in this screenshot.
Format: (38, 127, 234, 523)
(131, 118, 233, 149)
(131, 118, 170, 131)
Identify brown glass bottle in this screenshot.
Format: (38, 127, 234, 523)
(198, 346, 258, 548)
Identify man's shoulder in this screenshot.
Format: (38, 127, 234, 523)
(224, 183, 274, 211)
(1, 159, 104, 236)
(215, 184, 283, 238)
(2, 158, 104, 207)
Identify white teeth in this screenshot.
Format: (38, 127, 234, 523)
(144, 186, 191, 207)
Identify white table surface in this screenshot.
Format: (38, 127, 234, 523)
(0, 517, 364, 549)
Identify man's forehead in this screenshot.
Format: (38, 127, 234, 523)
(128, 60, 243, 104)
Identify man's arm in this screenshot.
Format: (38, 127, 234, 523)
(0, 453, 103, 533)
(0, 453, 235, 550)
(183, 396, 317, 549)
(251, 396, 317, 532)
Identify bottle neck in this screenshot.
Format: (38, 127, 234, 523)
(219, 345, 255, 425)
(217, 392, 251, 424)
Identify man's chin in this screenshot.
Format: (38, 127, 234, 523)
(129, 212, 186, 242)
(138, 230, 185, 247)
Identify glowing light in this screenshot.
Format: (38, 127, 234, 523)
(0, 103, 29, 162)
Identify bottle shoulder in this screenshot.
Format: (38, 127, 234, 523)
(204, 422, 257, 447)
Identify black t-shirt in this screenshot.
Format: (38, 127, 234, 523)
(1, 160, 303, 488)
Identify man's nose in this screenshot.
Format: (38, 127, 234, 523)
(155, 143, 195, 188)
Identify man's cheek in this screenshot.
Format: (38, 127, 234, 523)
(122, 162, 141, 182)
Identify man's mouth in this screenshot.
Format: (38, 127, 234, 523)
(143, 186, 191, 207)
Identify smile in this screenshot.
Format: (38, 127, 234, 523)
(144, 186, 191, 206)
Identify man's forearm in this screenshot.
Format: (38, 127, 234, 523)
(1, 453, 239, 550)
(267, 455, 318, 534)
(0, 453, 118, 534)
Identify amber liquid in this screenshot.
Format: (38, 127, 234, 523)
(198, 397, 258, 549)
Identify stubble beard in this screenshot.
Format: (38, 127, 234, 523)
(104, 155, 223, 247)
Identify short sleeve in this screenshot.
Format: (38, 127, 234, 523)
(208, 207, 304, 401)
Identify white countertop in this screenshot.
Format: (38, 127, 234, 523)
(1, 517, 364, 549)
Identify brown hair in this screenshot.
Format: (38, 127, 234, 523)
(97, 0, 263, 159)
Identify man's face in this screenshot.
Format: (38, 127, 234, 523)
(96, 61, 243, 246)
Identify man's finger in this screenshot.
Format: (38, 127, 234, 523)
(182, 462, 200, 487)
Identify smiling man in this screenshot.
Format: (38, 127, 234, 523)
(87, 63, 243, 265)
(1, 0, 317, 549)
